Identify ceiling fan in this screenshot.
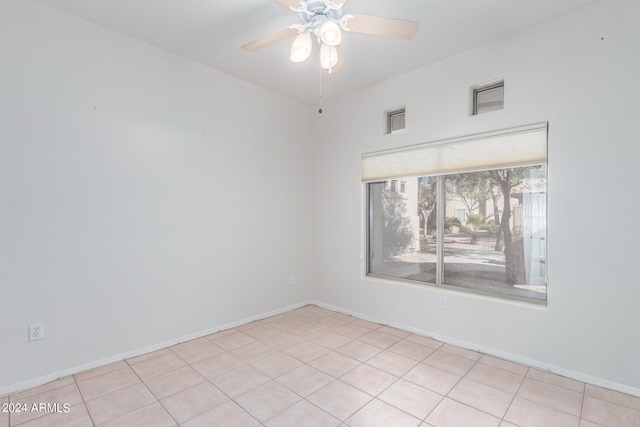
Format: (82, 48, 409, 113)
(241, 0, 419, 73)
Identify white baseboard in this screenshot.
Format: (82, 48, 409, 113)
(0, 301, 312, 398)
(312, 300, 640, 398)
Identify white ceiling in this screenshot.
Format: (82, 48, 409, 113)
(36, 0, 598, 105)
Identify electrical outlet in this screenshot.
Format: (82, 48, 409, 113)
(29, 323, 44, 341)
(283, 276, 295, 287)
(439, 296, 448, 310)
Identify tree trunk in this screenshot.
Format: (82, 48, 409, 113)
(497, 171, 526, 285)
(491, 189, 503, 251)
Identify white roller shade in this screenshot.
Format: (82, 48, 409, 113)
(362, 122, 547, 182)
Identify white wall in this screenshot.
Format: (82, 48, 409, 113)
(0, 0, 314, 392)
(312, 0, 640, 394)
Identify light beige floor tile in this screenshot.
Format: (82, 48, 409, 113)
(161, 381, 229, 424)
(479, 355, 529, 376)
(388, 339, 436, 362)
(268, 316, 307, 331)
(366, 350, 420, 377)
(340, 364, 398, 396)
(230, 341, 277, 364)
(11, 403, 92, 427)
(316, 317, 353, 331)
(307, 380, 373, 421)
(205, 327, 237, 340)
(74, 361, 129, 382)
(241, 323, 282, 340)
(499, 422, 519, 427)
(448, 378, 513, 418)
(0, 397, 7, 427)
(170, 337, 225, 364)
(527, 369, 585, 393)
(331, 324, 373, 340)
(378, 378, 443, 420)
(126, 348, 173, 366)
(582, 395, 640, 426)
(10, 383, 83, 425)
(504, 396, 580, 427)
(276, 365, 334, 397)
(517, 377, 583, 417)
(423, 349, 476, 376)
(101, 401, 176, 427)
(377, 325, 411, 339)
(403, 363, 462, 395)
(211, 365, 271, 398)
(261, 332, 306, 351)
(143, 365, 206, 400)
(359, 331, 403, 349)
(10, 377, 76, 400)
(181, 400, 259, 427)
(328, 312, 357, 323)
(250, 352, 303, 378)
(406, 334, 443, 349)
(579, 420, 604, 427)
(284, 341, 330, 363)
(336, 340, 382, 362)
(585, 384, 640, 411)
(426, 398, 501, 427)
(235, 381, 301, 422)
(76, 366, 141, 401)
(439, 344, 482, 361)
(130, 352, 187, 381)
(311, 331, 354, 350)
(351, 319, 382, 330)
(191, 352, 245, 380)
(309, 351, 361, 378)
(347, 398, 422, 427)
(209, 331, 257, 351)
(289, 323, 326, 339)
(85, 383, 156, 425)
(465, 363, 524, 394)
(264, 399, 340, 427)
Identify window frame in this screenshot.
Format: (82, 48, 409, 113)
(386, 108, 406, 134)
(472, 81, 505, 115)
(362, 123, 548, 305)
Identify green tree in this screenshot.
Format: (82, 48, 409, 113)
(382, 188, 415, 259)
(465, 212, 486, 244)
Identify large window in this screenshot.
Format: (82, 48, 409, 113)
(364, 124, 547, 302)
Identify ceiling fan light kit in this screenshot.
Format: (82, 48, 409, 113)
(290, 32, 313, 62)
(242, 0, 419, 74)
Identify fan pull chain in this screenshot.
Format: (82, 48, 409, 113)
(318, 67, 324, 114)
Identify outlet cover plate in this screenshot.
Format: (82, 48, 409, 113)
(29, 323, 44, 341)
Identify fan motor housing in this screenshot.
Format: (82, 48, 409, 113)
(299, 0, 342, 25)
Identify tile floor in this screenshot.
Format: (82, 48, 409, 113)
(2, 305, 640, 426)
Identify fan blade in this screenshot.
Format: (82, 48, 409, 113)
(275, 0, 299, 8)
(345, 14, 419, 40)
(242, 27, 299, 52)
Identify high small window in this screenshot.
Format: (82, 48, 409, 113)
(473, 81, 504, 115)
(363, 123, 548, 303)
(387, 109, 406, 134)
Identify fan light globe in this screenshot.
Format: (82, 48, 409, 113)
(320, 43, 338, 69)
(320, 20, 342, 46)
(290, 32, 312, 63)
